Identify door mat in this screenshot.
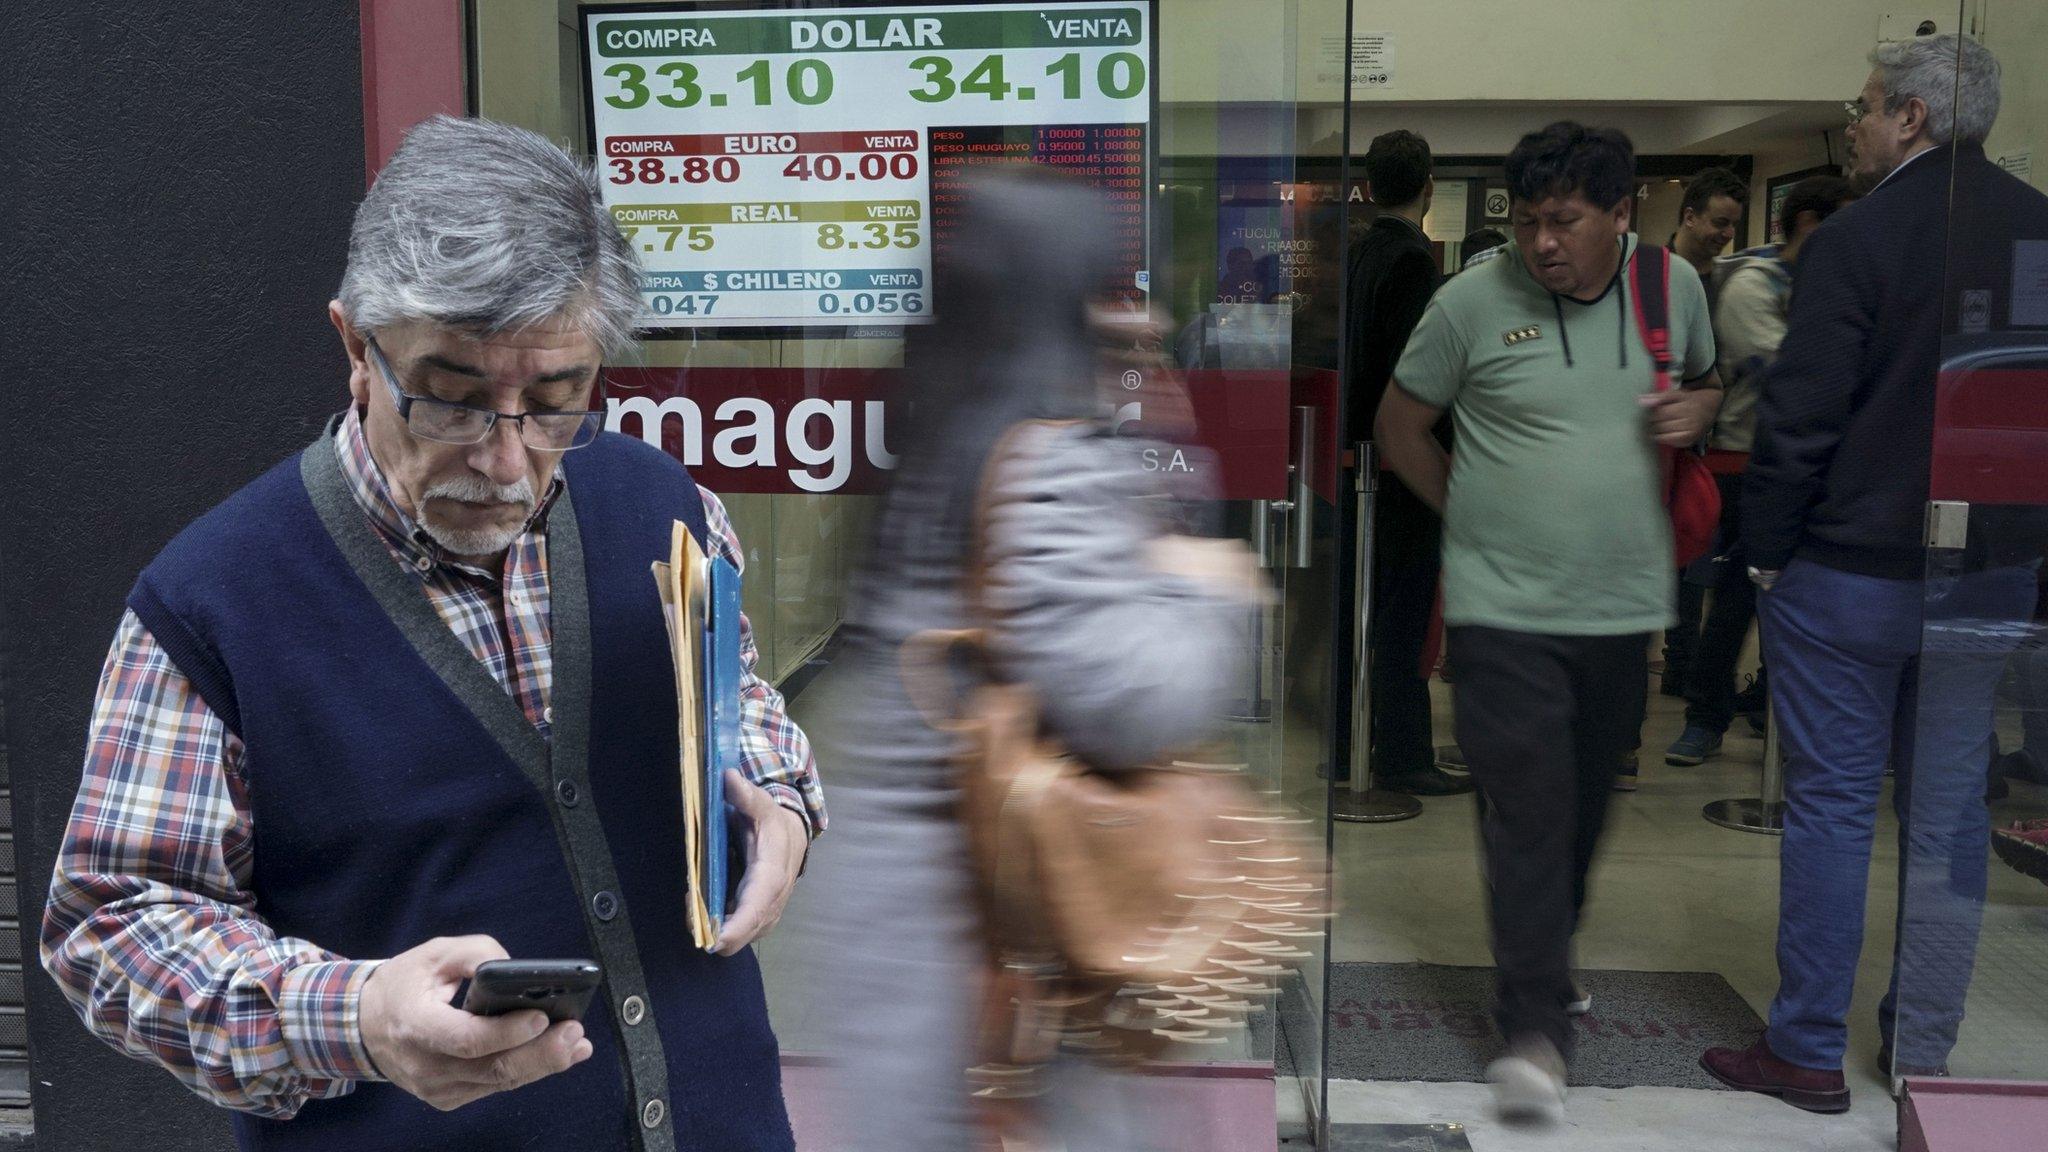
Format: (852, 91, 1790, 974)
(1324, 963, 1764, 1090)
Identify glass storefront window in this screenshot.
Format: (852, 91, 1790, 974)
(1894, 0, 2048, 1093)
(472, 0, 1347, 1141)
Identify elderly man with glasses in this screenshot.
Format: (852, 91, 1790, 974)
(1703, 33, 2047, 1112)
(39, 116, 823, 1152)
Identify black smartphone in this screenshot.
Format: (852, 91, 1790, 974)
(454, 959, 602, 1023)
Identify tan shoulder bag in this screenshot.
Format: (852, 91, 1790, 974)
(899, 421, 1328, 1117)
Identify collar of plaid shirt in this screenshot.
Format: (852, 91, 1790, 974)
(335, 406, 565, 580)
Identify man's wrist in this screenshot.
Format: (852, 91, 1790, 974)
(759, 784, 815, 841)
(280, 959, 387, 1083)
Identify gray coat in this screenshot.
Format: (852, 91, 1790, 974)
(784, 421, 1247, 1152)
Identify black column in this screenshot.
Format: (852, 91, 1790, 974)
(0, 3, 364, 1146)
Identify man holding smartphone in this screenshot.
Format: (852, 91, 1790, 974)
(40, 117, 826, 1151)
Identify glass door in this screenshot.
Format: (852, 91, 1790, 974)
(1892, 0, 2048, 1100)
(468, 0, 1350, 1145)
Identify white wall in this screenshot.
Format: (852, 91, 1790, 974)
(1744, 135, 1840, 247)
(1324, 0, 1903, 104)
(1983, 0, 2046, 191)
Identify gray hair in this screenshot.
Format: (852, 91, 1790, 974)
(338, 116, 643, 357)
(1870, 34, 2002, 146)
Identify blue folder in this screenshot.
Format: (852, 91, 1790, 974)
(700, 554, 743, 938)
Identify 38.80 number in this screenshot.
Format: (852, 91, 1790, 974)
(609, 156, 740, 185)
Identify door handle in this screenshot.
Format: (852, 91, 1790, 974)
(1285, 405, 1315, 569)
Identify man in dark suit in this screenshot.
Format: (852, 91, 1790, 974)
(1341, 130, 1469, 797)
(1704, 33, 2048, 1112)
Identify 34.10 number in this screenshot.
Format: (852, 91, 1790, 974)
(908, 52, 1145, 102)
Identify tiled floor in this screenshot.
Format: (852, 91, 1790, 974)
(1315, 672, 2048, 1151)
(764, 637, 2048, 1151)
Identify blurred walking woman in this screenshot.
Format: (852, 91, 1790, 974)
(799, 170, 1263, 1150)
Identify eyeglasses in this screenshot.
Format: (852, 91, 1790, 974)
(365, 337, 605, 452)
(1844, 95, 1898, 126)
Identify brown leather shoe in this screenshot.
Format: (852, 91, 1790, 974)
(1700, 1035, 1850, 1113)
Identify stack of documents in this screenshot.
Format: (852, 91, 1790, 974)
(652, 521, 743, 952)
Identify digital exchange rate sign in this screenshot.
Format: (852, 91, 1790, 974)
(581, 2, 1154, 331)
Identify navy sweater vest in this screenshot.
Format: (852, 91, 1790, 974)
(126, 424, 791, 1152)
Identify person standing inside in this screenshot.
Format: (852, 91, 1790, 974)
(1662, 167, 1752, 697)
(1665, 174, 1857, 766)
(1670, 167, 1750, 281)
(1704, 34, 2048, 1110)
(1378, 122, 1721, 1120)
(1341, 129, 1468, 797)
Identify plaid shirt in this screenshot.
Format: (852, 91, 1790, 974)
(41, 410, 825, 1118)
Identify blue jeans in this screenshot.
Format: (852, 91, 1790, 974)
(1760, 558, 2035, 1070)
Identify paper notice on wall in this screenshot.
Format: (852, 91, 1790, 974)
(2014, 240, 2048, 327)
(1319, 33, 1394, 90)
(1997, 149, 2034, 188)
(1423, 180, 1469, 243)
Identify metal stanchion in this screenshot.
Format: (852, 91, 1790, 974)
(1333, 441, 1423, 824)
(1224, 500, 1278, 723)
(1702, 701, 1786, 834)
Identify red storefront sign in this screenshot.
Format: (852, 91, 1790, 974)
(602, 367, 1296, 499)
(1932, 366, 2048, 505)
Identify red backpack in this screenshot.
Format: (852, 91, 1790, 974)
(1628, 244, 1721, 566)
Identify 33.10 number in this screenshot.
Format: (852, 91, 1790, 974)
(604, 59, 834, 109)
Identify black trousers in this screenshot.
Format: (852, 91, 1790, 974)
(1368, 478, 1443, 779)
(1666, 581, 1705, 677)
(1683, 474, 1760, 731)
(1448, 625, 1650, 1055)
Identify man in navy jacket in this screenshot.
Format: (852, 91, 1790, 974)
(1704, 34, 2048, 1112)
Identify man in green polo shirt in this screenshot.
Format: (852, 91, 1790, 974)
(1376, 122, 1722, 1122)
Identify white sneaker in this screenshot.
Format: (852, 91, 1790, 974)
(1487, 1036, 1567, 1123)
(1564, 985, 1592, 1016)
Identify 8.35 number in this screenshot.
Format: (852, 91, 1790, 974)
(817, 223, 920, 250)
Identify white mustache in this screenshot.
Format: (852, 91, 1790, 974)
(425, 475, 535, 508)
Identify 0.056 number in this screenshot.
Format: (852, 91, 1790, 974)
(817, 292, 924, 316)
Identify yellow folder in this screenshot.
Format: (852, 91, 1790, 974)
(652, 520, 719, 951)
